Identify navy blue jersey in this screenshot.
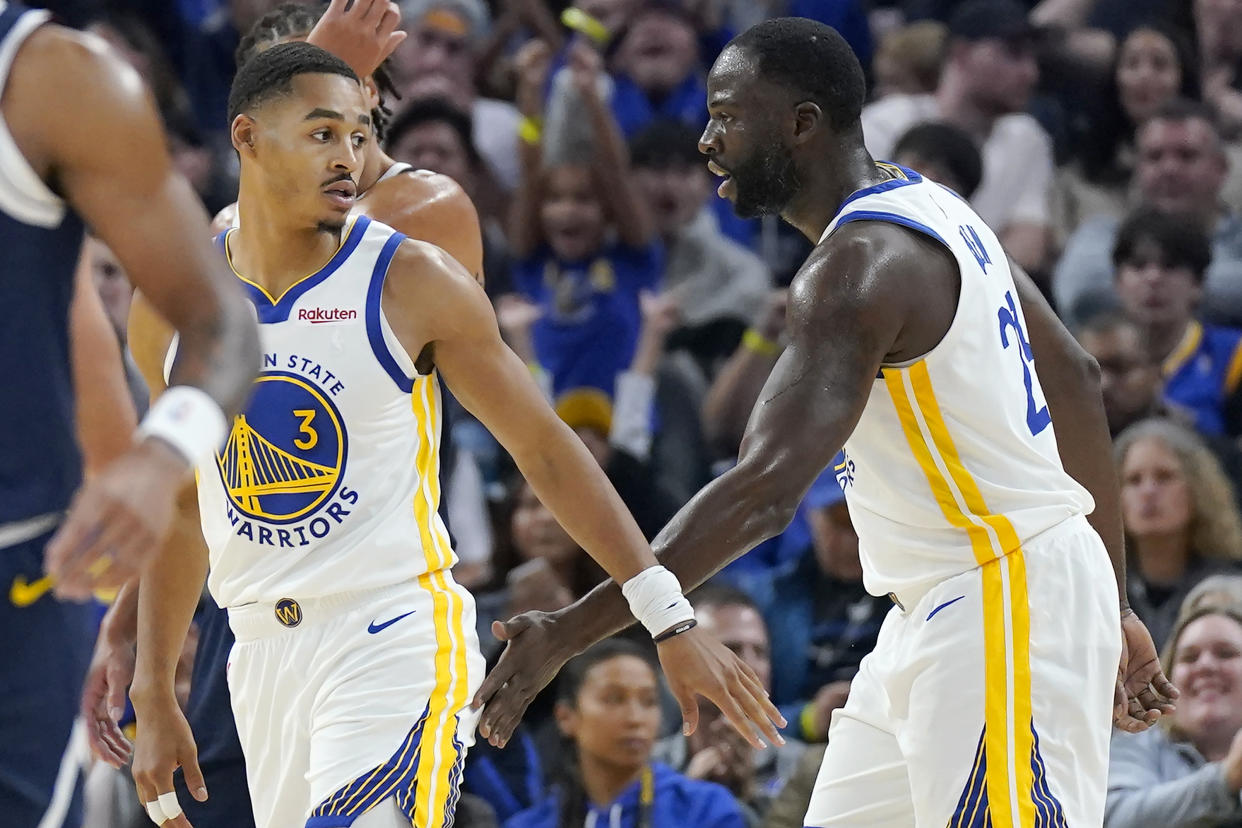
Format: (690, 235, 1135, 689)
(0, 1, 86, 524)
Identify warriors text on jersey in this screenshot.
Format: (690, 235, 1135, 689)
(185, 216, 454, 607)
(822, 164, 1094, 601)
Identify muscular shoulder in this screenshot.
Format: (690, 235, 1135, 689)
(359, 169, 476, 240)
(802, 221, 958, 360)
(383, 238, 483, 319)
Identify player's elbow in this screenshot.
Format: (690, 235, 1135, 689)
(732, 457, 804, 541)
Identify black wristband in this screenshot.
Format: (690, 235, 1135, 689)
(653, 618, 697, 643)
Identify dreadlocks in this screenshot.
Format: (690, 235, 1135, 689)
(234, 2, 402, 142)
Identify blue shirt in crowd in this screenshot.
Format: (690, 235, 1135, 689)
(1161, 320, 1242, 438)
(515, 241, 663, 396)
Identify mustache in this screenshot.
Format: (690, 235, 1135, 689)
(321, 172, 355, 188)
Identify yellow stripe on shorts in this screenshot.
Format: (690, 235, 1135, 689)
(884, 362, 1036, 828)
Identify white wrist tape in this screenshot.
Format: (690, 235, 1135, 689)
(137, 385, 229, 467)
(621, 565, 695, 638)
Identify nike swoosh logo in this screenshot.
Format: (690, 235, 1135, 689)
(368, 610, 416, 634)
(10, 574, 53, 608)
(926, 595, 965, 621)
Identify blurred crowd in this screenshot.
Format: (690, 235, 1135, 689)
(37, 0, 1242, 825)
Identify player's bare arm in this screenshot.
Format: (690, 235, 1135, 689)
(125, 292, 215, 824)
(473, 222, 944, 745)
(382, 240, 784, 748)
(358, 169, 485, 282)
(5, 25, 259, 594)
(69, 248, 137, 476)
(1013, 260, 1178, 730)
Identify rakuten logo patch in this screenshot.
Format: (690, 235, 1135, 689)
(298, 307, 357, 323)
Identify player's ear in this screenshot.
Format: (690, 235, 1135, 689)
(231, 114, 258, 157)
(792, 101, 822, 144)
(361, 76, 381, 111)
(554, 699, 579, 739)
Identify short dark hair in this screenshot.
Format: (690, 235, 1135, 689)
(228, 41, 359, 125)
(1112, 206, 1212, 282)
(1072, 309, 1140, 342)
(385, 98, 481, 167)
(893, 121, 983, 198)
(1145, 98, 1221, 140)
(689, 581, 762, 615)
(235, 2, 401, 141)
(727, 17, 866, 131)
(630, 119, 704, 170)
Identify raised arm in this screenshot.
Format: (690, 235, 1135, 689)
(1012, 258, 1177, 729)
(9, 25, 258, 593)
(383, 240, 784, 745)
(474, 224, 919, 745)
(507, 40, 553, 259)
(569, 42, 653, 248)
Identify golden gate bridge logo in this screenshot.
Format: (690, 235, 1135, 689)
(217, 372, 347, 523)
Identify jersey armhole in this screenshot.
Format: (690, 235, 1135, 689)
(366, 232, 421, 394)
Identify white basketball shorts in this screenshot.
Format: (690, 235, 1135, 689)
(805, 515, 1122, 827)
(226, 573, 484, 828)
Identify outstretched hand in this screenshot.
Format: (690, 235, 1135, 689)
(1114, 608, 1178, 732)
(472, 610, 568, 747)
(656, 627, 787, 748)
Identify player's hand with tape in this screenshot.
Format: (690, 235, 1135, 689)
(131, 687, 206, 827)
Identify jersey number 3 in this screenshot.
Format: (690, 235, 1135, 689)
(997, 291, 1051, 436)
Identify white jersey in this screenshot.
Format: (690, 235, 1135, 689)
(188, 215, 454, 607)
(823, 164, 1094, 601)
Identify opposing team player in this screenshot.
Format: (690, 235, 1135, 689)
(475, 18, 1177, 827)
(127, 43, 781, 828)
(0, 1, 258, 825)
(83, 5, 483, 825)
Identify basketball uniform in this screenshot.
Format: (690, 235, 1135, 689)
(802, 165, 1121, 827)
(183, 215, 484, 828)
(0, 4, 94, 826)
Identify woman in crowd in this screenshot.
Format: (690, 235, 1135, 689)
(505, 638, 746, 828)
(1055, 23, 1200, 243)
(1106, 602, 1242, 826)
(1115, 419, 1242, 648)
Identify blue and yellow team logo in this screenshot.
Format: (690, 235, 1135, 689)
(217, 371, 348, 523)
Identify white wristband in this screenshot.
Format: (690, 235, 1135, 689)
(621, 565, 695, 638)
(137, 385, 229, 467)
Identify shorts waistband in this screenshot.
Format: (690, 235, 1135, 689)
(886, 514, 1095, 612)
(228, 580, 418, 642)
(0, 512, 61, 551)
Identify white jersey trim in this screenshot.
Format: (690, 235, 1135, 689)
(0, 6, 65, 228)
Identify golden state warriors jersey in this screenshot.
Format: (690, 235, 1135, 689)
(180, 216, 454, 608)
(824, 165, 1094, 600)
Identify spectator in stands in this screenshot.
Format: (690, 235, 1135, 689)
(861, 0, 1051, 273)
(656, 584, 805, 825)
(1074, 312, 1180, 437)
(393, 0, 523, 190)
(505, 638, 747, 828)
(1106, 603, 1242, 826)
(1116, 419, 1242, 648)
(1055, 100, 1242, 326)
(1195, 0, 1242, 141)
(609, 2, 708, 138)
(630, 120, 771, 375)
(509, 39, 662, 398)
(1185, 572, 1242, 615)
(385, 99, 514, 297)
(755, 475, 889, 742)
(1112, 208, 1242, 437)
(891, 121, 984, 198)
(1055, 23, 1201, 245)
(871, 21, 947, 101)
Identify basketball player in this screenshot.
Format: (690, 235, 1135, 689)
(474, 18, 1177, 827)
(82, 5, 483, 825)
(126, 43, 781, 828)
(0, 2, 258, 825)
